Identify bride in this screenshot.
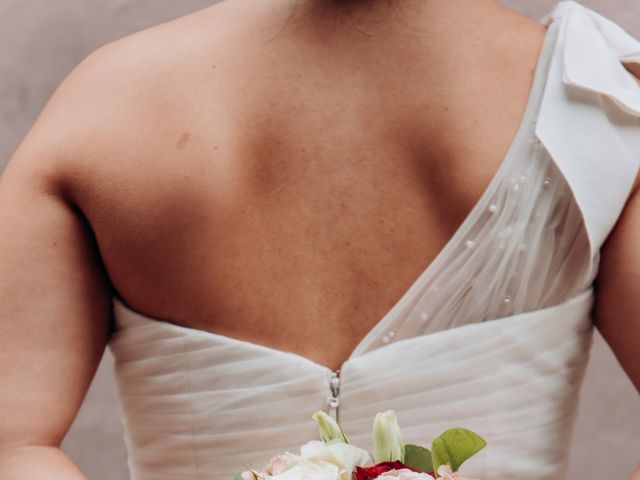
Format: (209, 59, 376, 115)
(1, 0, 639, 478)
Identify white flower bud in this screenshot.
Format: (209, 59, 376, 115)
(312, 410, 348, 443)
(373, 410, 405, 463)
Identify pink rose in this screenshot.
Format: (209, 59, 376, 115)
(375, 469, 435, 480)
(264, 453, 299, 474)
(436, 465, 481, 480)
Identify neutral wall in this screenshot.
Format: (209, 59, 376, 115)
(1, 1, 639, 479)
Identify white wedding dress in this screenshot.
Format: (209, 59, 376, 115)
(108, 2, 640, 479)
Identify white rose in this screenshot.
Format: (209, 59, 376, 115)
(300, 440, 373, 472)
(263, 440, 372, 480)
(264, 458, 342, 480)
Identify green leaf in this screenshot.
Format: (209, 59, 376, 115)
(403, 444, 433, 473)
(431, 428, 487, 476)
(233, 474, 244, 480)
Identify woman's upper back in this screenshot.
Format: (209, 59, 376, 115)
(48, 0, 577, 370)
(106, 6, 640, 476)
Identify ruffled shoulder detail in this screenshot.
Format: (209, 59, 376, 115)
(535, 1, 640, 266)
(547, 0, 640, 116)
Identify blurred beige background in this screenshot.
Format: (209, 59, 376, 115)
(1, 1, 639, 479)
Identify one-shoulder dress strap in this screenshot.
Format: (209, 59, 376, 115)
(537, 0, 640, 263)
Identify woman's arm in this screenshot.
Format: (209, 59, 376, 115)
(593, 182, 640, 394)
(595, 186, 640, 480)
(0, 54, 114, 478)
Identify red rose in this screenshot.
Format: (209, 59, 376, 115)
(354, 461, 434, 480)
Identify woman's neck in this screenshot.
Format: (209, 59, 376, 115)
(281, 0, 506, 41)
(266, 0, 538, 73)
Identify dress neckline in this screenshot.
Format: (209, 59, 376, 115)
(111, 1, 569, 374)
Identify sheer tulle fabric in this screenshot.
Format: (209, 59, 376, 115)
(108, 2, 640, 479)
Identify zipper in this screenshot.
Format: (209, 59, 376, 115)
(327, 369, 341, 423)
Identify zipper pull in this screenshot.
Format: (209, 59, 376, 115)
(327, 369, 341, 422)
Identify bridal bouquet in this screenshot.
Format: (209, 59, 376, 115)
(234, 410, 486, 479)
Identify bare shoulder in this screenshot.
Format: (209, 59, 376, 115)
(7, 0, 257, 198)
(1, 0, 277, 311)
